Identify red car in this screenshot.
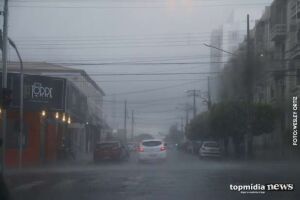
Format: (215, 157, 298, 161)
(93, 141, 129, 162)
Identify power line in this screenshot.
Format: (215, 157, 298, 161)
(9, 2, 270, 9)
(11, 35, 249, 49)
(104, 95, 187, 104)
(83, 78, 208, 82)
(12, 30, 247, 41)
(10, 56, 232, 65)
(57, 61, 228, 66)
(10, 0, 269, 2)
(83, 72, 219, 77)
(13, 43, 224, 49)
(106, 80, 198, 96)
(12, 55, 229, 63)
(13, 35, 245, 43)
(13, 38, 241, 46)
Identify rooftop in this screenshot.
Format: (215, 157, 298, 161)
(5, 61, 105, 95)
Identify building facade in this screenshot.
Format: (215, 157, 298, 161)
(218, 0, 300, 158)
(1, 62, 106, 167)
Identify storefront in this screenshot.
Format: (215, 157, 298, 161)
(0, 73, 73, 167)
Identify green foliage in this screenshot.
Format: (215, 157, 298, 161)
(165, 124, 183, 143)
(250, 103, 277, 136)
(188, 101, 277, 141)
(187, 108, 216, 140)
(187, 112, 210, 140)
(134, 133, 154, 142)
(210, 101, 248, 138)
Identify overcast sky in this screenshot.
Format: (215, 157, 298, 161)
(4, 0, 273, 136)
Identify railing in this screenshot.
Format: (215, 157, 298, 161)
(290, 1, 300, 18)
(270, 24, 287, 41)
(288, 44, 300, 59)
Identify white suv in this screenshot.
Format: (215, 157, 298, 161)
(137, 139, 167, 162)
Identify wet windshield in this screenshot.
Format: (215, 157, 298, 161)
(0, 0, 299, 200)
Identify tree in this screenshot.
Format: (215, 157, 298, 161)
(209, 102, 248, 156)
(187, 112, 210, 140)
(250, 103, 277, 136)
(165, 124, 182, 143)
(134, 133, 154, 142)
(188, 101, 278, 158)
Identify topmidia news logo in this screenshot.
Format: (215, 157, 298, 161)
(230, 183, 294, 194)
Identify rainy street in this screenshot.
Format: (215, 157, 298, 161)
(6, 150, 300, 200)
(1, 1, 300, 200)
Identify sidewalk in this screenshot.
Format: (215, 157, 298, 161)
(5, 152, 93, 175)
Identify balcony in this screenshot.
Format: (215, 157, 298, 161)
(271, 24, 287, 42)
(288, 44, 300, 59)
(289, 1, 300, 19)
(291, 85, 300, 97)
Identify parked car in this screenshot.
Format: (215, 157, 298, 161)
(93, 141, 129, 162)
(137, 139, 167, 162)
(198, 141, 221, 158)
(127, 142, 137, 152)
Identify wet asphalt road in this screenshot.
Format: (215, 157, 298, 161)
(5, 149, 300, 200)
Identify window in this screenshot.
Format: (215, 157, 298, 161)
(142, 141, 162, 147)
(203, 142, 219, 148)
(297, 69, 300, 85)
(270, 86, 275, 98)
(97, 142, 120, 149)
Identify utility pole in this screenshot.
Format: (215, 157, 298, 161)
(112, 94, 117, 128)
(124, 100, 127, 141)
(246, 14, 252, 100)
(187, 89, 200, 118)
(131, 110, 134, 141)
(245, 14, 253, 159)
(185, 106, 189, 127)
(8, 39, 24, 169)
(193, 90, 196, 117)
(246, 14, 252, 95)
(1, 0, 9, 174)
(184, 103, 193, 140)
(181, 117, 184, 141)
(207, 76, 212, 110)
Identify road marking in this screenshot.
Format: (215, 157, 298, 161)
(52, 179, 76, 190)
(123, 175, 144, 186)
(14, 180, 45, 191)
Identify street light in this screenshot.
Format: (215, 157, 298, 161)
(55, 112, 59, 119)
(67, 116, 71, 124)
(41, 110, 46, 117)
(8, 38, 24, 169)
(62, 113, 66, 122)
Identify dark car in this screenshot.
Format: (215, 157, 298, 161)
(93, 141, 129, 162)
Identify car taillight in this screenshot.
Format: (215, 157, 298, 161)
(138, 147, 144, 152)
(160, 146, 166, 151)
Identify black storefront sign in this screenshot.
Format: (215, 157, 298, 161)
(1, 73, 66, 111)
